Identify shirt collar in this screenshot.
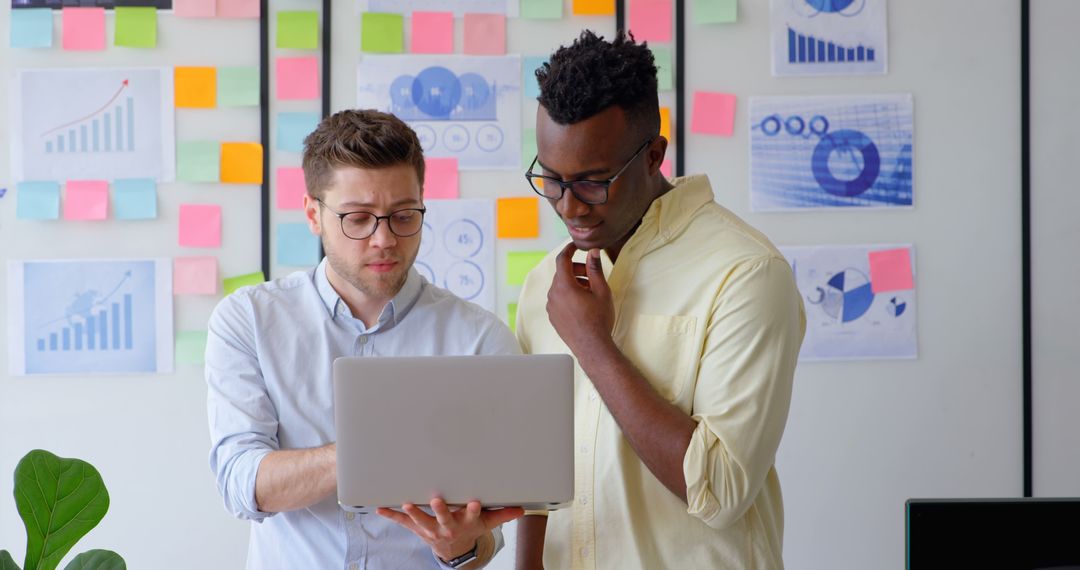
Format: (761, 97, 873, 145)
(313, 258, 424, 330)
(641, 174, 716, 243)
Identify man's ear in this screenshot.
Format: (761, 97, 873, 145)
(304, 194, 322, 236)
(647, 137, 670, 175)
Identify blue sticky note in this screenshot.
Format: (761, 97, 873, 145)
(16, 181, 61, 220)
(277, 112, 320, 153)
(523, 56, 546, 100)
(113, 178, 157, 220)
(12, 9, 53, 48)
(277, 223, 320, 266)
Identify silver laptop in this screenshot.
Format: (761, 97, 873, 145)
(333, 354, 574, 514)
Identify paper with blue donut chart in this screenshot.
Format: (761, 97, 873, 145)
(749, 94, 912, 211)
(10, 67, 176, 183)
(771, 0, 887, 76)
(416, 199, 496, 313)
(6, 259, 174, 375)
(779, 244, 917, 361)
(357, 55, 521, 170)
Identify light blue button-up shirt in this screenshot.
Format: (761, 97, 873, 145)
(207, 259, 520, 569)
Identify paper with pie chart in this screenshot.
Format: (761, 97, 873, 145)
(770, 0, 888, 76)
(750, 94, 912, 211)
(416, 199, 496, 313)
(780, 244, 917, 361)
(356, 55, 521, 170)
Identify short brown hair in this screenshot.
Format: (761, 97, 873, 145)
(302, 109, 426, 199)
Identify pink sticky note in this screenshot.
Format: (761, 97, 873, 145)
(217, 0, 259, 18)
(691, 91, 737, 137)
(411, 11, 453, 54)
(424, 157, 459, 199)
(179, 204, 222, 248)
(174, 256, 218, 295)
(64, 180, 109, 220)
(868, 248, 914, 293)
(174, 0, 215, 18)
(277, 167, 307, 210)
(463, 13, 505, 55)
(629, 0, 672, 42)
(62, 8, 106, 51)
(660, 159, 672, 177)
(276, 57, 319, 100)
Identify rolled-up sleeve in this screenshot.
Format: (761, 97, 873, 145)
(683, 256, 806, 529)
(206, 293, 279, 522)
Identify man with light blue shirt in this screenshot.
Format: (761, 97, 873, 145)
(206, 109, 523, 569)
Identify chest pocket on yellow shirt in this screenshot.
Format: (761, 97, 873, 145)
(618, 314, 697, 402)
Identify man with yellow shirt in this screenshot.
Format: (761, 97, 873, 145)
(514, 30, 807, 569)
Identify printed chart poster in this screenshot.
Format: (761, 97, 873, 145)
(365, 0, 513, 15)
(417, 200, 496, 313)
(750, 94, 912, 211)
(770, 0, 887, 76)
(11, 67, 176, 183)
(357, 56, 521, 170)
(780, 244, 917, 361)
(7, 259, 174, 375)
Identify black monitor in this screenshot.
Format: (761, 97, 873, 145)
(906, 498, 1080, 569)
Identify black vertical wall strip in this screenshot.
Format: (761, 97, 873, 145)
(616, 1, 625, 32)
(260, 0, 270, 279)
(318, 0, 331, 261)
(1021, 0, 1033, 498)
(674, 0, 684, 176)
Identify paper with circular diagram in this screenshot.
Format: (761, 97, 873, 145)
(416, 199, 496, 313)
(780, 244, 917, 361)
(750, 94, 913, 211)
(357, 55, 521, 170)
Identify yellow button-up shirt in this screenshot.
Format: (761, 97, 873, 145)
(516, 175, 806, 569)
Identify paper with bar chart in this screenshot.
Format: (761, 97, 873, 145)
(770, 0, 887, 76)
(11, 67, 175, 182)
(780, 244, 917, 361)
(7, 259, 174, 375)
(749, 94, 912, 211)
(357, 56, 521, 170)
(415, 199, 496, 313)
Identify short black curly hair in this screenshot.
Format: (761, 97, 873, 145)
(536, 30, 660, 139)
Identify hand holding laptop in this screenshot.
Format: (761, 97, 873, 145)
(376, 498, 523, 565)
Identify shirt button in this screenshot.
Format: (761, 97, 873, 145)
(580, 546, 589, 559)
(579, 444, 589, 454)
(579, 496, 588, 505)
(349, 563, 358, 570)
(359, 336, 368, 345)
(588, 391, 598, 401)
(345, 512, 355, 521)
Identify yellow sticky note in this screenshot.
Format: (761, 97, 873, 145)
(497, 197, 540, 239)
(507, 251, 548, 286)
(660, 107, 671, 141)
(220, 142, 263, 184)
(223, 271, 265, 295)
(175, 66, 217, 108)
(573, 0, 615, 15)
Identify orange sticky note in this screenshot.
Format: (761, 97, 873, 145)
(174, 0, 215, 18)
(64, 180, 109, 220)
(660, 107, 671, 141)
(411, 12, 453, 54)
(174, 256, 218, 295)
(691, 91, 737, 137)
(175, 67, 217, 109)
(424, 158, 459, 199)
(629, 0, 672, 42)
(868, 248, 914, 293)
(221, 142, 264, 184)
(276, 56, 319, 100)
(62, 8, 106, 51)
(497, 197, 540, 239)
(573, 0, 615, 15)
(276, 167, 307, 209)
(463, 13, 505, 55)
(179, 204, 222, 248)
(217, 0, 259, 18)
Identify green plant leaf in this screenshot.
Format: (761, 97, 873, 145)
(0, 550, 21, 570)
(63, 550, 125, 570)
(14, 450, 109, 570)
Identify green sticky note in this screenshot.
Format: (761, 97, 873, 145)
(361, 12, 404, 53)
(224, 271, 266, 295)
(507, 251, 548, 286)
(177, 141, 220, 182)
(651, 45, 673, 91)
(522, 128, 538, 168)
(175, 331, 208, 365)
(217, 66, 259, 107)
(115, 7, 157, 48)
(507, 303, 518, 332)
(694, 0, 737, 24)
(277, 10, 318, 49)
(520, 0, 563, 19)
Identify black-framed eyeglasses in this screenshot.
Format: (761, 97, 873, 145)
(315, 198, 426, 240)
(524, 138, 653, 205)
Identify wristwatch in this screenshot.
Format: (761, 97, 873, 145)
(442, 543, 479, 569)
